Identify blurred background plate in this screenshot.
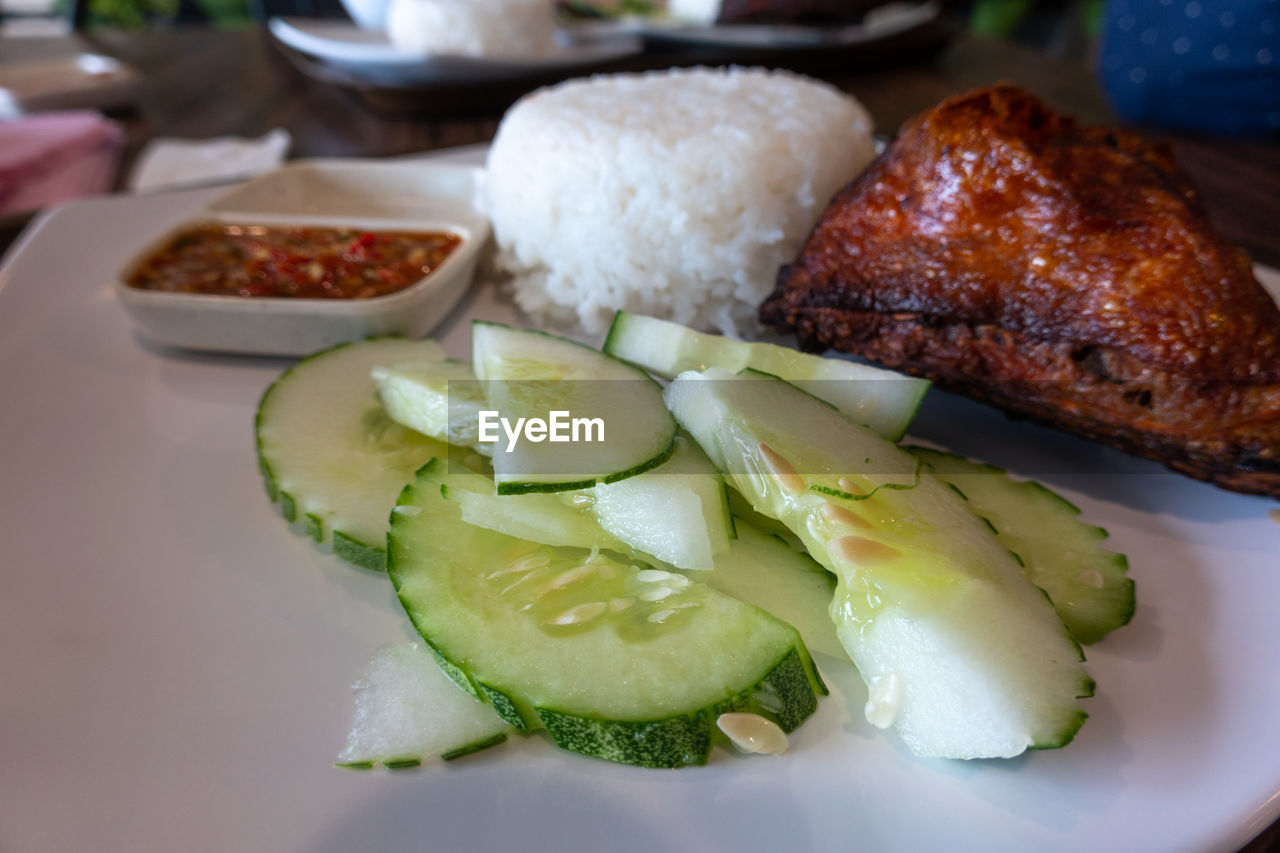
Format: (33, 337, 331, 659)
(267, 15, 954, 118)
(268, 17, 643, 85)
(597, 0, 941, 49)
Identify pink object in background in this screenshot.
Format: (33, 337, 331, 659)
(0, 111, 124, 215)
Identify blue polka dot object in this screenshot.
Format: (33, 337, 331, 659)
(1099, 0, 1280, 138)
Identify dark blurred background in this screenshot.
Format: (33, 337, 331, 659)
(2, 0, 1098, 43)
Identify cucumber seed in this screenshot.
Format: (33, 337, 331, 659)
(757, 443, 806, 494)
(548, 601, 608, 626)
(820, 502, 872, 529)
(831, 535, 901, 565)
(836, 477, 865, 496)
(1075, 569, 1105, 589)
(717, 713, 788, 755)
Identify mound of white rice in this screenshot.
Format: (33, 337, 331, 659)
(386, 0, 556, 58)
(484, 67, 875, 336)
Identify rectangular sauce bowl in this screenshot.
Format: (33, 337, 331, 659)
(113, 160, 489, 356)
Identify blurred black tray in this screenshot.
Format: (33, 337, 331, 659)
(270, 17, 958, 117)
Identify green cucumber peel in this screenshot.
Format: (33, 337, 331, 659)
(387, 459, 824, 768)
(255, 337, 450, 572)
(907, 447, 1135, 645)
(665, 368, 1094, 759)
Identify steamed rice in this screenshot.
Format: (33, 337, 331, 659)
(484, 67, 876, 336)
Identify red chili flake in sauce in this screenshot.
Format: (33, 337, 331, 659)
(125, 224, 461, 299)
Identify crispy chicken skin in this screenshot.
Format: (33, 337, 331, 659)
(762, 84, 1280, 497)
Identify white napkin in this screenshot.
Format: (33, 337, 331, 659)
(127, 128, 291, 194)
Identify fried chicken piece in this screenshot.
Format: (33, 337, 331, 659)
(761, 84, 1280, 497)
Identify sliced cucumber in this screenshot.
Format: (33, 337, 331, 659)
(387, 459, 824, 768)
(448, 467, 817, 642)
(441, 435, 730, 571)
(337, 642, 513, 769)
(471, 322, 676, 494)
(908, 448, 1135, 645)
(444, 472, 634, 555)
(697, 523, 843, 661)
(666, 368, 1094, 760)
(255, 338, 452, 571)
(603, 311, 930, 441)
(588, 434, 732, 571)
(727, 486, 802, 548)
(373, 349, 730, 568)
(372, 359, 492, 455)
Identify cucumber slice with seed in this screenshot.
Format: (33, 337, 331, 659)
(604, 311, 929, 440)
(387, 459, 824, 768)
(666, 368, 1094, 759)
(471, 322, 676, 494)
(447, 479, 828, 650)
(255, 338, 452, 571)
(908, 448, 1135, 645)
(338, 642, 513, 769)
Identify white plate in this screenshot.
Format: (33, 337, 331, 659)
(268, 17, 643, 85)
(564, 0, 940, 49)
(2, 146, 1280, 853)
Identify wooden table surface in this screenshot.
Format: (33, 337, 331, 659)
(2, 24, 1279, 852)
